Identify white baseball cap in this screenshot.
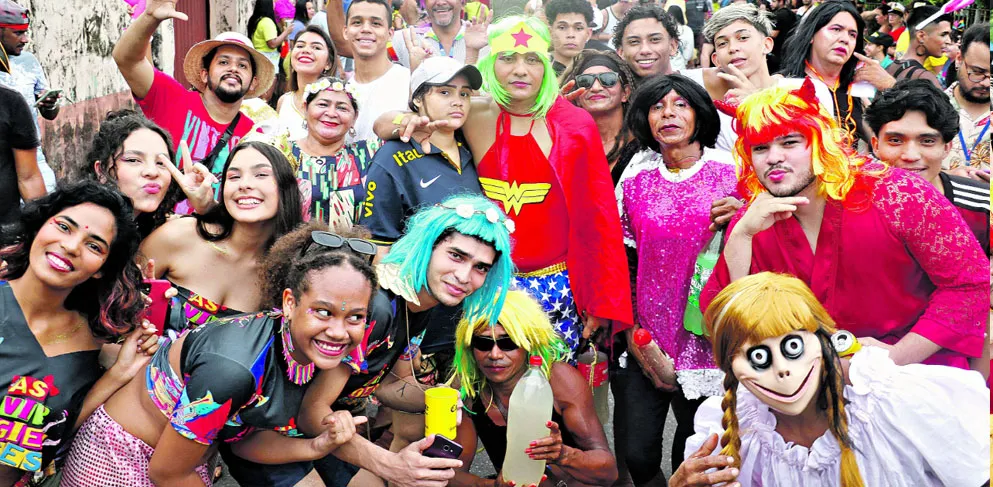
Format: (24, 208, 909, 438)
(409, 57, 483, 100)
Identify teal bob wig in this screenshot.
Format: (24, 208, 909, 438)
(381, 194, 515, 325)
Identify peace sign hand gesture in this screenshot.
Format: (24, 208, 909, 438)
(403, 27, 433, 71)
(715, 63, 760, 107)
(163, 140, 218, 215)
(143, 0, 189, 22)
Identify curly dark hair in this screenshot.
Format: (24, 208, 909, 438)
(627, 73, 720, 152)
(864, 79, 960, 144)
(612, 4, 679, 50)
(0, 181, 144, 340)
(194, 141, 304, 253)
(72, 109, 181, 238)
(259, 221, 378, 310)
(561, 50, 637, 165)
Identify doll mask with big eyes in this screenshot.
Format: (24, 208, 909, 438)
(730, 330, 823, 416)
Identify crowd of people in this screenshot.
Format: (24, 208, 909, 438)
(0, 0, 990, 485)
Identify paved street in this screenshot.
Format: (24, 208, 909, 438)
(216, 389, 678, 486)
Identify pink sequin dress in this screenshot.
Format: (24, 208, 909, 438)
(617, 150, 738, 399)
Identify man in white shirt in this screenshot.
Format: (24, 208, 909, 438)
(330, 0, 411, 141)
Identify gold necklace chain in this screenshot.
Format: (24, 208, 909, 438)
(208, 242, 230, 256)
(43, 320, 85, 345)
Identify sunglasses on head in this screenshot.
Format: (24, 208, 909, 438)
(574, 72, 620, 89)
(301, 231, 378, 257)
(470, 335, 520, 352)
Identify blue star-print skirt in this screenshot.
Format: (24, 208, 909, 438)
(512, 268, 582, 364)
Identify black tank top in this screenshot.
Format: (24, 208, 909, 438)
(468, 392, 578, 470)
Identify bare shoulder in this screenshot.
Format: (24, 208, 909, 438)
(550, 362, 592, 401)
(141, 217, 199, 259)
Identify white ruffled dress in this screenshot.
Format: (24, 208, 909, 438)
(685, 347, 990, 487)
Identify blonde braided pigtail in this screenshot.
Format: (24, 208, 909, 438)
(718, 372, 743, 468)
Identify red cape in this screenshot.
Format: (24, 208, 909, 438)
(545, 97, 634, 333)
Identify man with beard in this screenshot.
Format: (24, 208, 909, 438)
(700, 78, 988, 371)
(113, 0, 273, 211)
(0, 0, 59, 193)
(884, 5, 951, 89)
(612, 4, 680, 86)
(943, 23, 990, 177)
(389, 0, 470, 67)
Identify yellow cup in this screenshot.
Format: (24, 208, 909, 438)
(424, 386, 459, 439)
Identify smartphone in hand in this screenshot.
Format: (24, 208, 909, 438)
(141, 279, 171, 335)
(34, 89, 62, 108)
(423, 435, 464, 460)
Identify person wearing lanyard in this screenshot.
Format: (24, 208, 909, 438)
(391, 0, 470, 67)
(943, 23, 990, 180)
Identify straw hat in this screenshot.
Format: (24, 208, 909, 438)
(183, 32, 275, 99)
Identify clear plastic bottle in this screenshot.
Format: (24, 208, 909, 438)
(503, 356, 554, 485)
(632, 328, 677, 389)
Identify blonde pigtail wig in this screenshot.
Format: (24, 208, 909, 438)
(719, 372, 743, 468)
(704, 272, 865, 487)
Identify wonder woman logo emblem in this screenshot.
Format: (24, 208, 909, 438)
(479, 177, 551, 215)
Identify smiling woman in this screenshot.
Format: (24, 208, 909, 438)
(293, 76, 381, 231)
(60, 223, 379, 487)
(69, 109, 182, 238)
(0, 182, 160, 486)
(138, 141, 303, 335)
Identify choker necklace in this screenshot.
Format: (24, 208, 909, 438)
(280, 319, 315, 385)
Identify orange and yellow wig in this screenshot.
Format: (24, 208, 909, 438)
(704, 272, 864, 487)
(732, 79, 876, 204)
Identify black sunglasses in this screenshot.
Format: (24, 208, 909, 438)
(470, 335, 520, 352)
(302, 231, 378, 257)
(574, 72, 620, 89)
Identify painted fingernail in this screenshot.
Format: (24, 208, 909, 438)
(541, 475, 548, 481)
(727, 456, 735, 464)
(525, 448, 532, 454)
(730, 468, 739, 475)
(530, 441, 537, 447)
(546, 421, 553, 427)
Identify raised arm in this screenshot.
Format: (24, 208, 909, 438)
(326, 0, 354, 57)
(113, 0, 188, 98)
